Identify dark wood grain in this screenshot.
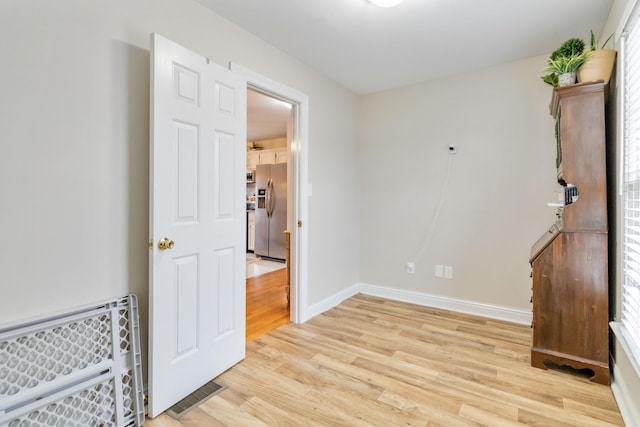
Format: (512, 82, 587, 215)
(531, 82, 610, 384)
(555, 82, 608, 232)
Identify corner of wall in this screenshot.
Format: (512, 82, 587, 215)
(303, 283, 360, 323)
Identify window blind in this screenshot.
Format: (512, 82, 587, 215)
(622, 4, 640, 366)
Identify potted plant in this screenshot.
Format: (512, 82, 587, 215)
(247, 141, 262, 150)
(577, 30, 616, 84)
(542, 37, 587, 87)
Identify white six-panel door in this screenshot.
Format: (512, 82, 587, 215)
(149, 33, 247, 417)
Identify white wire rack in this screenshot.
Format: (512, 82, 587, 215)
(0, 295, 144, 427)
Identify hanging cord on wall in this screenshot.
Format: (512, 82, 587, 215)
(414, 151, 455, 262)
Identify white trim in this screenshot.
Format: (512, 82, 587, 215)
(304, 282, 533, 325)
(611, 323, 640, 425)
(611, 321, 640, 381)
(611, 369, 639, 427)
(619, 1, 640, 371)
(359, 283, 532, 325)
(616, 0, 639, 41)
(305, 284, 360, 322)
(229, 63, 310, 324)
(619, 33, 626, 199)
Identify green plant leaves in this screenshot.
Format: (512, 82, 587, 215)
(542, 37, 588, 86)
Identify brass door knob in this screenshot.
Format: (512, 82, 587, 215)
(158, 237, 175, 250)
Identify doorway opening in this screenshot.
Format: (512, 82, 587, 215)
(245, 88, 292, 342)
(232, 61, 310, 337)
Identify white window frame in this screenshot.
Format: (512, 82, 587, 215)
(619, 0, 640, 372)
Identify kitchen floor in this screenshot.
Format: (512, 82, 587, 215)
(246, 253, 285, 278)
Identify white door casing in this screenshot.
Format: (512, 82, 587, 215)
(230, 63, 310, 324)
(149, 33, 247, 417)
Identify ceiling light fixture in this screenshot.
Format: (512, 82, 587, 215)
(368, 0, 403, 7)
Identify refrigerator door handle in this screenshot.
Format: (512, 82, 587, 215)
(268, 178, 276, 218)
(266, 178, 273, 218)
(265, 178, 269, 217)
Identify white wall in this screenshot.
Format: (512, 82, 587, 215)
(358, 55, 558, 311)
(0, 0, 361, 363)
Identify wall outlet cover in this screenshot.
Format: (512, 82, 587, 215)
(444, 266, 453, 279)
(435, 264, 444, 277)
(406, 262, 415, 274)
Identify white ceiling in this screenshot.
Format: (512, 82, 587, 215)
(214, 0, 614, 141)
(196, 0, 614, 95)
(247, 89, 292, 141)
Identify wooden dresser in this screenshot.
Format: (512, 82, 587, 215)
(529, 81, 610, 384)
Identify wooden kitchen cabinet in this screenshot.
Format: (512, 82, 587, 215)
(274, 147, 287, 164)
(260, 148, 287, 164)
(246, 148, 287, 169)
(247, 150, 259, 170)
(258, 150, 276, 164)
(529, 81, 610, 384)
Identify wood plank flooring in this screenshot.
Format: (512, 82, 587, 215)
(246, 267, 289, 343)
(145, 294, 624, 426)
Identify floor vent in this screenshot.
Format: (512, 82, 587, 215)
(166, 380, 227, 419)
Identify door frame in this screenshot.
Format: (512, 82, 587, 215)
(231, 63, 309, 323)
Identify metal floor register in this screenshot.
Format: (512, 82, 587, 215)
(0, 295, 144, 427)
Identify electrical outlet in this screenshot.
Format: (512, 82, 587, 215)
(406, 262, 415, 274)
(444, 266, 453, 279)
(435, 264, 444, 277)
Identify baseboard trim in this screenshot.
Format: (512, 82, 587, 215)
(304, 282, 532, 325)
(611, 360, 639, 426)
(358, 283, 532, 325)
(303, 283, 360, 323)
(610, 322, 640, 425)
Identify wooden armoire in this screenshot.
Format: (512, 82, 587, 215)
(529, 81, 610, 385)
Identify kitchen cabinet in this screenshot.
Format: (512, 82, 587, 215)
(259, 150, 277, 164)
(247, 150, 259, 170)
(529, 81, 609, 384)
(273, 148, 287, 164)
(246, 148, 287, 169)
(247, 211, 255, 252)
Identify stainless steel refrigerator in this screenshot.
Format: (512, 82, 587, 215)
(255, 163, 287, 260)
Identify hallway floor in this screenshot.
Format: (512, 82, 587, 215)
(246, 253, 285, 278)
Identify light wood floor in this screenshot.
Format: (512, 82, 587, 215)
(146, 294, 624, 426)
(246, 267, 289, 343)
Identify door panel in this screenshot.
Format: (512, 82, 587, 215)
(174, 255, 198, 357)
(215, 132, 235, 218)
(149, 33, 246, 417)
(215, 247, 235, 334)
(175, 122, 199, 221)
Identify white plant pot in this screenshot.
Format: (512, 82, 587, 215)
(558, 72, 576, 87)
